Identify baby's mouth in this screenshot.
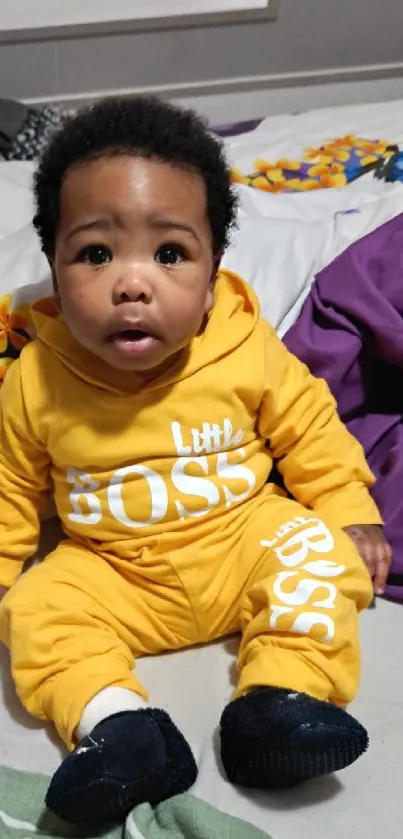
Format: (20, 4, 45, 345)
(113, 329, 150, 341)
(107, 328, 160, 356)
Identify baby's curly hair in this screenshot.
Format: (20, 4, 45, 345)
(33, 96, 238, 256)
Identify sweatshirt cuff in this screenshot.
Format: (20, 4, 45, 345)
(0, 560, 24, 589)
(315, 490, 383, 530)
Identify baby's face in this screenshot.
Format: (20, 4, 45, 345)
(52, 155, 217, 373)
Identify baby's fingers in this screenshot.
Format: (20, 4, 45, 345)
(354, 535, 376, 582)
(373, 540, 392, 596)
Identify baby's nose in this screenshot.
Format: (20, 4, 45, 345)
(113, 273, 152, 305)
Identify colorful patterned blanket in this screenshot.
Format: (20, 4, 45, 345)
(230, 133, 403, 193)
(0, 294, 55, 383)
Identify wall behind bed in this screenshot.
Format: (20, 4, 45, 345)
(0, 0, 402, 122)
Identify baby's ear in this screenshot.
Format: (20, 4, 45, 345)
(212, 252, 222, 276)
(209, 252, 222, 288)
(205, 253, 221, 314)
(48, 260, 61, 311)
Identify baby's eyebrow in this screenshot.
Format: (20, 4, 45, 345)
(65, 218, 113, 242)
(64, 215, 201, 245)
(149, 216, 201, 244)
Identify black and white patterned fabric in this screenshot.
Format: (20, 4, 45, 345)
(4, 106, 70, 161)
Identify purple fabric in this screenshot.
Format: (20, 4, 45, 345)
(212, 119, 262, 138)
(284, 213, 403, 600)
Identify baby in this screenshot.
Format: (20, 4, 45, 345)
(0, 97, 391, 826)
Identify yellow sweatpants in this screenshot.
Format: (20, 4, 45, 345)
(0, 487, 372, 748)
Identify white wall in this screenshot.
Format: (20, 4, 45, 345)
(0, 0, 402, 121)
(0, 0, 268, 31)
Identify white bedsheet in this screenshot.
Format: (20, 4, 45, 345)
(1, 589, 401, 839)
(1, 99, 403, 839)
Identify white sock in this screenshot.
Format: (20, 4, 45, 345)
(77, 686, 149, 740)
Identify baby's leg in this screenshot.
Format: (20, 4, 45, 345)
(220, 494, 373, 788)
(0, 541, 196, 824)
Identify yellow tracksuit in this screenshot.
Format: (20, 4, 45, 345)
(0, 270, 379, 748)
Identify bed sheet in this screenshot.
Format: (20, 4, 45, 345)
(1, 520, 402, 839)
(223, 98, 403, 165)
(0, 161, 34, 238)
(1, 99, 403, 839)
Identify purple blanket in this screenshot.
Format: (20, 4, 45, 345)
(284, 213, 403, 601)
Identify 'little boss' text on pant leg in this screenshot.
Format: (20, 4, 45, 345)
(261, 516, 346, 643)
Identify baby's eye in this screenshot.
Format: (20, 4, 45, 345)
(155, 245, 185, 266)
(80, 245, 112, 265)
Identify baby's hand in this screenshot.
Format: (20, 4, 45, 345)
(343, 524, 392, 596)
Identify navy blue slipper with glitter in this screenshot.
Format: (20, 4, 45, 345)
(220, 687, 368, 789)
(46, 709, 197, 825)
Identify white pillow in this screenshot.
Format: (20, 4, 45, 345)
(0, 162, 35, 238)
(0, 223, 50, 296)
(222, 215, 332, 335)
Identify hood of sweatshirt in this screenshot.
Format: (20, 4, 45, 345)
(32, 268, 260, 395)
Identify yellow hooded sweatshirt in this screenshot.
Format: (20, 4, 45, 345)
(0, 269, 381, 590)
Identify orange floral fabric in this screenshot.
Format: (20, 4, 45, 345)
(0, 294, 57, 386)
(231, 134, 396, 193)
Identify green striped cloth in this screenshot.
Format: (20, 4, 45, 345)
(0, 766, 272, 839)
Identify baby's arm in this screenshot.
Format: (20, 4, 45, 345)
(257, 321, 390, 590)
(258, 321, 380, 523)
(0, 358, 51, 595)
